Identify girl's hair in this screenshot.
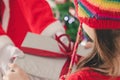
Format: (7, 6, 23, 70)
(77, 29, 120, 76)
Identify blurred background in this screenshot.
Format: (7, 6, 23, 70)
(47, 0, 79, 42)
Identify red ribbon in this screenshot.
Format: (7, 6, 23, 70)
(20, 34, 81, 78)
(20, 46, 72, 78)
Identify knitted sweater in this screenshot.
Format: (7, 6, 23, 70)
(67, 67, 120, 80)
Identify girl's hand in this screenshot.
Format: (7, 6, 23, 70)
(3, 64, 29, 80)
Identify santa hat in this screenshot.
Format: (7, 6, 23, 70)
(75, 0, 120, 29)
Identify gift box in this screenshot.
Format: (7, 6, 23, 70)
(15, 32, 92, 80)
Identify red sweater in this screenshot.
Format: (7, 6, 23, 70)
(67, 67, 120, 80)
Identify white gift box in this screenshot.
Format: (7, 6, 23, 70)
(15, 32, 92, 80)
(15, 32, 67, 80)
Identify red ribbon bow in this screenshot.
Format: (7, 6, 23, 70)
(20, 34, 81, 78)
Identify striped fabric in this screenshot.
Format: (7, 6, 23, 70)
(75, 0, 120, 29)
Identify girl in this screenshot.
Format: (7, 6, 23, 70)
(3, 0, 120, 80)
(67, 0, 120, 80)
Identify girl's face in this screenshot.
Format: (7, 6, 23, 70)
(82, 23, 95, 41)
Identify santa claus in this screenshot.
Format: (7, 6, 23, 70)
(0, 0, 66, 78)
(0, 0, 65, 47)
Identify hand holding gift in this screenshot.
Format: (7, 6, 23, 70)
(0, 44, 24, 75)
(3, 64, 29, 80)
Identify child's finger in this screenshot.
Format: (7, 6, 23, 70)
(8, 63, 18, 68)
(3, 76, 6, 80)
(8, 63, 21, 72)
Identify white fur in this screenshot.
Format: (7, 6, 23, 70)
(2, 0, 10, 32)
(0, 35, 14, 50)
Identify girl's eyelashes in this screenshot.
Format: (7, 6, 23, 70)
(82, 28, 93, 42)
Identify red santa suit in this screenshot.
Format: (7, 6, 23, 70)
(0, 1, 65, 76)
(0, 0, 67, 79)
(0, 0, 65, 48)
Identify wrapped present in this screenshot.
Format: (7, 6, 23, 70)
(15, 32, 92, 80)
(15, 32, 71, 80)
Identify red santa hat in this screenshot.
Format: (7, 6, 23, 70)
(74, 0, 120, 29)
